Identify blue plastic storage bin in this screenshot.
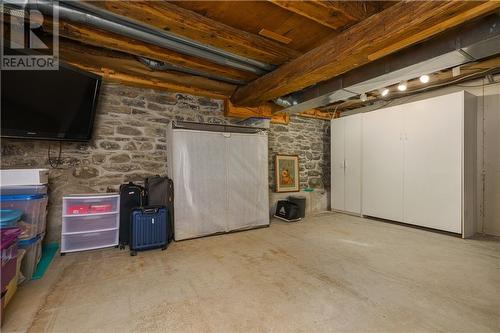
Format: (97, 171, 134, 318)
(0, 209, 23, 228)
(0, 194, 48, 239)
(17, 234, 43, 281)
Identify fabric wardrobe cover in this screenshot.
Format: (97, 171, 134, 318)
(168, 124, 269, 240)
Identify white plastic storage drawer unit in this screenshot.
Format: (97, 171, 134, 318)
(61, 194, 119, 254)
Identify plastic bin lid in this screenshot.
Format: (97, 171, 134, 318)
(0, 185, 48, 195)
(0, 194, 46, 202)
(0, 209, 23, 224)
(17, 234, 41, 247)
(1, 227, 21, 250)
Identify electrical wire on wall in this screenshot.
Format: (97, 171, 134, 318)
(48, 141, 64, 169)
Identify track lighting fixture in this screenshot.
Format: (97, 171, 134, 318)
(397, 81, 407, 92)
(380, 88, 389, 97)
(419, 74, 430, 84)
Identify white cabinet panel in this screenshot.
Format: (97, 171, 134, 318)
(362, 106, 404, 221)
(172, 130, 227, 240)
(402, 93, 462, 233)
(331, 118, 345, 211)
(360, 91, 476, 237)
(226, 133, 269, 231)
(344, 114, 362, 214)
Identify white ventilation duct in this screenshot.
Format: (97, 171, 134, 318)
(278, 14, 500, 114)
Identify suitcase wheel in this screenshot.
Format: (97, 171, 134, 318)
(60, 253, 66, 256)
(161, 246, 167, 251)
(119, 244, 125, 250)
(130, 251, 137, 256)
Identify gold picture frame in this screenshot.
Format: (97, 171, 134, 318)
(275, 154, 299, 193)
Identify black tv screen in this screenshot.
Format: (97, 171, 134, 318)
(1, 64, 101, 141)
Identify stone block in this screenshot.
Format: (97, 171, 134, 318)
(147, 102, 167, 112)
(122, 97, 146, 108)
(92, 154, 106, 164)
(147, 94, 177, 105)
(109, 153, 131, 163)
(123, 142, 137, 151)
(102, 164, 139, 173)
(99, 141, 120, 150)
(105, 105, 131, 114)
(116, 126, 143, 136)
(72, 166, 99, 179)
(139, 142, 154, 151)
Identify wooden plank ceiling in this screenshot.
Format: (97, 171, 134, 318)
(5, 0, 500, 119)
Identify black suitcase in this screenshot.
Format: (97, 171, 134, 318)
(130, 206, 169, 256)
(119, 182, 145, 249)
(145, 175, 174, 242)
(274, 200, 301, 222)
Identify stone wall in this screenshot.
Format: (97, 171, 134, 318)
(1, 82, 330, 242)
(269, 117, 330, 191)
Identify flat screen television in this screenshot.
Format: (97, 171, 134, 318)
(1, 62, 101, 142)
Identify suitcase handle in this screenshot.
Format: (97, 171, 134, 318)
(143, 208, 159, 214)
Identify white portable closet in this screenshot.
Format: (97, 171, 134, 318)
(167, 121, 269, 241)
(332, 91, 477, 237)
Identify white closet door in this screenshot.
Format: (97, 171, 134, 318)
(403, 93, 463, 233)
(226, 132, 269, 230)
(331, 118, 345, 211)
(172, 130, 227, 240)
(362, 106, 404, 221)
(344, 114, 362, 214)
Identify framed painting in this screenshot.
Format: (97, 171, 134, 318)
(275, 154, 299, 193)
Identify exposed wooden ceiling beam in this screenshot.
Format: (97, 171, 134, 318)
(44, 18, 257, 84)
(55, 38, 236, 99)
(268, 1, 381, 30)
(224, 100, 289, 124)
(231, 1, 500, 106)
(225, 100, 330, 123)
(85, 1, 301, 65)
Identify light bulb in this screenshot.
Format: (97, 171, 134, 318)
(380, 88, 389, 97)
(420, 74, 430, 83)
(397, 81, 407, 92)
(360, 93, 367, 102)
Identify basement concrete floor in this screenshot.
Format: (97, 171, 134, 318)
(3, 213, 500, 333)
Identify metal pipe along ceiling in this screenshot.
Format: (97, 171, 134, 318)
(31, 0, 273, 76)
(137, 57, 247, 85)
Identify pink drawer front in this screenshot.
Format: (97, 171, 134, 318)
(64, 196, 118, 216)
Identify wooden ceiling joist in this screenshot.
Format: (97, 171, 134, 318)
(224, 100, 289, 124)
(47, 19, 257, 84)
(231, 1, 500, 107)
(85, 1, 301, 66)
(56, 38, 236, 99)
(224, 100, 331, 124)
(268, 1, 380, 30)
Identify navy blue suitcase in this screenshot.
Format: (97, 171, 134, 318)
(130, 206, 169, 256)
